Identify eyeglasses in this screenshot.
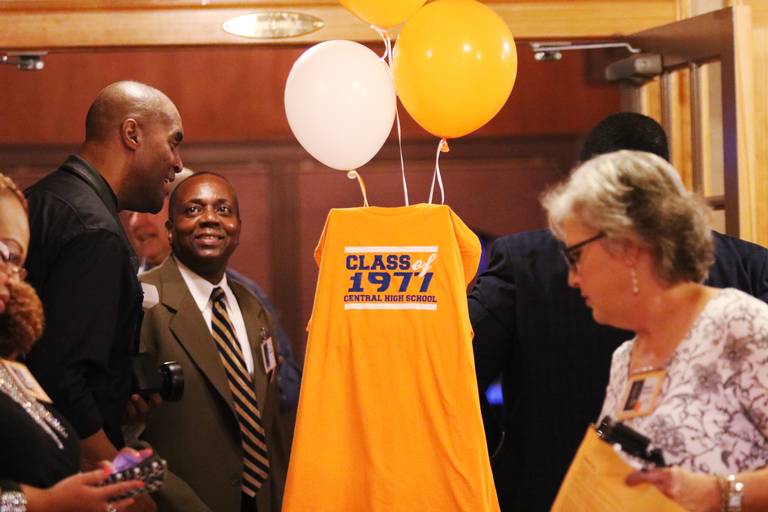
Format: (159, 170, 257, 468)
(561, 232, 606, 271)
(0, 239, 27, 281)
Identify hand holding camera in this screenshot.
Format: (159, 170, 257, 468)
(131, 353, 184, 403)
(126, 353, 184, 426)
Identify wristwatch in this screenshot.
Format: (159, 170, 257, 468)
(718, 474, 744, 512)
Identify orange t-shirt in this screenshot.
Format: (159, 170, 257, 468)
(283, 204, 498, 512)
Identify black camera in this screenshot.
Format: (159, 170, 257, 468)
(131, 353, 184, 402)
(596, 416, 666, 467)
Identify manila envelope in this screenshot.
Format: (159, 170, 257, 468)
(551, 427, 686, 512)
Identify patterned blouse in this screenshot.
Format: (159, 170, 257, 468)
(599, 288, 768, 473)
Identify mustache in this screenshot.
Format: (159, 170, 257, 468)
(0, 280, 44, 358)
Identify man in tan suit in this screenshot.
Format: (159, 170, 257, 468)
(139, 172, 288, 512)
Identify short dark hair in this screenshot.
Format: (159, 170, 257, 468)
(579, 112, 670, 163)
(167, 171, 238, 221)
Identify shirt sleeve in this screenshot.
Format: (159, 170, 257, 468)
(138, 286, 160, 358)
(468, 237, 517, 393)
(730, 297, 768, 438)
(0, 480, 21, 492)
(313, 212, 332, 268)
(307, 212, 332, 333)
(752, 249, 768, 304)
(467, 236, 517, 455)
(26, 230, 129, 439)
(448, 208, 481, 286)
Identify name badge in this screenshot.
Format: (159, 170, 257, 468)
(2, 359, 52, 403)
(260, 329, 277, 376)
(616, 369, 665, 421)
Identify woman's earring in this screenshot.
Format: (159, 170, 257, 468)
(631, 267, 639, 295)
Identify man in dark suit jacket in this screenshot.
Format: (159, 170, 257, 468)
(470, 113, 768, 511)
(140, 172, 288, 512)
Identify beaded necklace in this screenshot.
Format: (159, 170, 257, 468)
(0, 360, 68, 449)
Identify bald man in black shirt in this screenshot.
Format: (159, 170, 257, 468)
(24, 82, 184, 507)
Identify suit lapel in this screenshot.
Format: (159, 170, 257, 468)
(158, 259, 236, 413)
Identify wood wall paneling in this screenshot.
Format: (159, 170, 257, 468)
(745, 0, 768, 247)
(0, 44, 620, 145)
(729, 6, 757, 242)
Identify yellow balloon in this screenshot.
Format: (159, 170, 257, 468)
(339, 0, 427, 28)
(392, 0, 518, 139)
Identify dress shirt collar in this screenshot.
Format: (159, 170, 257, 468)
(174, 256, 233, 312)
(61, 154, 120, 216)
(60, 154, 138, 272)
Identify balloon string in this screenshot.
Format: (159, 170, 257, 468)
(428, 138, 448, 205)
(394, 103, 409, 206)
(347, 170, 369, 207)
(372, 25, 393, 63)
(373, 25, 409, 206)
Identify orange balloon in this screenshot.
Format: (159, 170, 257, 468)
(392, 0, 518, 139)
(339, 0, 427, 29)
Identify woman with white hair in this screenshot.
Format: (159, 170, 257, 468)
(542, 150, 768, 511)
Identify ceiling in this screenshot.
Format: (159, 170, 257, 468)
(0, 0, 677, 51)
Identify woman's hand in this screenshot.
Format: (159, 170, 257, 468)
(106, 447, 158, 512)
(626, 466, 720, 512)
(107, 447, 153, 472)
(23, 467, 143, 512)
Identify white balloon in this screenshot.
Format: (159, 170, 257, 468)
(285, 40, 396, 171)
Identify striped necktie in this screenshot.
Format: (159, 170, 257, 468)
(210, 287, 270, 496)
